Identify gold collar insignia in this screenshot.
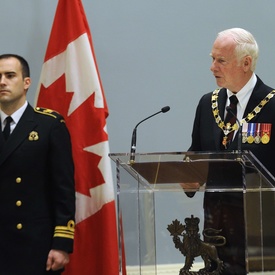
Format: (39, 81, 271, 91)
(211, 89, 275, 136)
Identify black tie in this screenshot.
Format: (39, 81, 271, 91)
(222, 95, 238, 148)
(2, 116, 13, 140)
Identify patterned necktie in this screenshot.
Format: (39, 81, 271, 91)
(222, 95, 238, 149)
(2, 116, 13, 140)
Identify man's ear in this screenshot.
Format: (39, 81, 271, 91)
(243, 56, 252, 72)
(24, 77, 31, 90)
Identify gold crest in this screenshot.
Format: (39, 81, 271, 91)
(29, 131, 39, 141)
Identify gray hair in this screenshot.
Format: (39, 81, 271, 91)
(217, 28, 259, 71)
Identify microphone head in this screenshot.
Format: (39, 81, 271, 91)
(161, 106, 170, 113)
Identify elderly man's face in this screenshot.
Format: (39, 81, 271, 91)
(210, 36, 249, 93)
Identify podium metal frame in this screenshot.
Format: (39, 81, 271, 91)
(110, 151, 275, 274)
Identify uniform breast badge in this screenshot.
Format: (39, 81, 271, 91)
(29, 131, 39, 141)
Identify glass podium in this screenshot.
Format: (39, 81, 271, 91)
(109, 151, 275, 275)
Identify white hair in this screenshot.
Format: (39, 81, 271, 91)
(217, 28, 259, 71)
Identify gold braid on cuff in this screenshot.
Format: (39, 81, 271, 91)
(54, 220, 75, 239)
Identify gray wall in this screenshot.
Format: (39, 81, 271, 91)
(2, 0, 275, 267)
(2, 1, 275, 156)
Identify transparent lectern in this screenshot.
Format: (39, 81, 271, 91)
(109, 151, 275, 275)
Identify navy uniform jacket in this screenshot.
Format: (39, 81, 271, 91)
(0, 104, 75, 275)
(189, 76, 275, 176)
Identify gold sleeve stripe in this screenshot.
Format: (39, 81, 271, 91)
(54, 220, 75, 239)
(54, 232, 74, 239)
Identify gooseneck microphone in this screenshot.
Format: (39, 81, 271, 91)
(226, 106, 242, 153)
(130, 106, 170, 164)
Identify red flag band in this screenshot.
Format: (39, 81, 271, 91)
(35, 0, 119, 274)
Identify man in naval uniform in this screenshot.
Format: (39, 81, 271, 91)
(0, 53, 75, 274)
(188, 28, 275, 274)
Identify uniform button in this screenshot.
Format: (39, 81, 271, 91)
(16, 177, 22, 183)
(16, 200, 22, 207)
(17, 223, 23, 230)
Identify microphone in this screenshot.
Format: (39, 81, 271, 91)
(226, 106, 242, 153)
(130, 106, 170, 164)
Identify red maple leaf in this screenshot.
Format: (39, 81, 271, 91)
(37, 75, 108, 196)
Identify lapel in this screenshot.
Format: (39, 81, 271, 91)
(0, 104, 37, 166)
(243, 76, 270, 119)
(0, 125, 5, 151)
(214, 88, 227, 149)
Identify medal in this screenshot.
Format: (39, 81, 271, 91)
(254, 123, 261, 144)
(261, 123, 272, 144)
(247, 135, 254, 144)
(222, 136, 228, 148)
(242, 122, 248, 143)
(247, 123, 255, 144)
(211, 89, 275, 148)
(261, 133, 270, 144)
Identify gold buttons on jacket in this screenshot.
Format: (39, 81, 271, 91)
(16, 200, 22, 207)
(17, 223, 23, 230)
(16, 177, 22, 183)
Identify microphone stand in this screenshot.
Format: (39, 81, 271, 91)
(129, 106, 170, 164)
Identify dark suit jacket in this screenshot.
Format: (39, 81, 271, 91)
(0, 104, 75, 275)
(188, 77, 275, 272)
(189, 76, 275, 177)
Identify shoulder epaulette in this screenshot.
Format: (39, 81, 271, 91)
(35, 107, 65, 123)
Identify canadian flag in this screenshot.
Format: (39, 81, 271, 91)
(35, 0, 119, 274)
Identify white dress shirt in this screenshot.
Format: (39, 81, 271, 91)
(1, 101, 28, 133)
